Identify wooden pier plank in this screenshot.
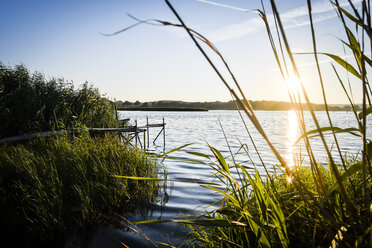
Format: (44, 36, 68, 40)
(87, 127, 146, 133)
(143, 124, 166, 128)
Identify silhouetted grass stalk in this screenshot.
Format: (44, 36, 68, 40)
(159, 0, 371, 247)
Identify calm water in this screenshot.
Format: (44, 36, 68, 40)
(88, 110, 370, 247)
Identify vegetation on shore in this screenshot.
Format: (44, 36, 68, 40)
(0, 134, 158, 247)
(0, 63, 117, 138)
(2, 0, 371, 246)
(0, 64, 160, 247)
(184, 155, 370, 247)
(117, 100, 353, 111)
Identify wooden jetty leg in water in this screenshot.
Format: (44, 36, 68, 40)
(163, 117, 166, 153)
(128, 134, 136, 142)
(120, 133, 136, 149)
(152, 118, 166, 152)
(143, 129, 146, 152)
(135, 120, 138, 148)
(146, 116, 150, 149)
(153, 127, 163, 144)
(137, 132, 143, 149)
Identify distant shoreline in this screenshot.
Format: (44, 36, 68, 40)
(117, 107, 209, 112)
(116, 100, 354, 112)
(118, 108, 352, 112)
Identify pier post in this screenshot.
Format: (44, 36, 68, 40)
(135, 120, 138, 148)
(147, 116, 149, 149)
(143, 128, 146, 152)
(163, 117, 165, 152)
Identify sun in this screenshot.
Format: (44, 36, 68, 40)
(285, 75, 301, 93)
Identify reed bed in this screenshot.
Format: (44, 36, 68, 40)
(0, 134, 159, 247)
(0, 63, 117, 138)
(0, 64, 160, 247)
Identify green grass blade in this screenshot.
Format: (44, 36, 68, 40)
(248, 217, 271, 248)
(173, 218, 247, 227)
(202, 185, 240, 206)
(322, 53, 361, 79)
(331, 2, 365, 27)
(209, 145, 230, 175)
(160, 143, 192, 157)
(268, 197, 288, 248)
(244, 168, 268, 223)
(326, 162, 363, 196)
(112, 175, 161, 181)
(112, 175, 221, 186)
(295, 126, 361, 144)
(159, 155, 209, 165)
(134, 219, 170, 224)
(340, 39, 372, 68)
(344, 27, 362, 68)
(358, 105, 372, 120)
(135, 218, 247, 227)
(186, 151, 211, 160)
(296, 51, 362, 79)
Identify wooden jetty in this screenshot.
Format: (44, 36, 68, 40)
(115, 117, 166, 152)
(0, 117, 166, 152)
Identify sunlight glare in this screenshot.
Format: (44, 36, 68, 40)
(285, 75, 301, 93)
(287, 175, 293, 184)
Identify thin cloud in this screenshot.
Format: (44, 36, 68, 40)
(283, 12, 338, 30)
(197, 0, 250, 12)
(281, 0, 360, 20)
(199, 0, 361, 42)
(208, 18, 264, 42)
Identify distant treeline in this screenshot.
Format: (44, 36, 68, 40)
(116, 100, 353, 111)
(118, 106, 208, 111)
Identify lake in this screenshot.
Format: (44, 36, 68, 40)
(88, 110, 369, 247)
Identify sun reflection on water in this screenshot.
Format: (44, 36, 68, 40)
(285, 110, 299, 170)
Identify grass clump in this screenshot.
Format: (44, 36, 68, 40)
(0, 134, 158, 247)
(185, 156, 370, 247)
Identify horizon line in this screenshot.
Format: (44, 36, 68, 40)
(116, 99, 355, 105)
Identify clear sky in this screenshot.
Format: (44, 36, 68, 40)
(0, 0, 367, 104)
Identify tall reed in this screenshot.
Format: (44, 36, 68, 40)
(107, 1, 371, 246)
(157, 0, 371, 247)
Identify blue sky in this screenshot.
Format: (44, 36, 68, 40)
(0, 0, 366, 103)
